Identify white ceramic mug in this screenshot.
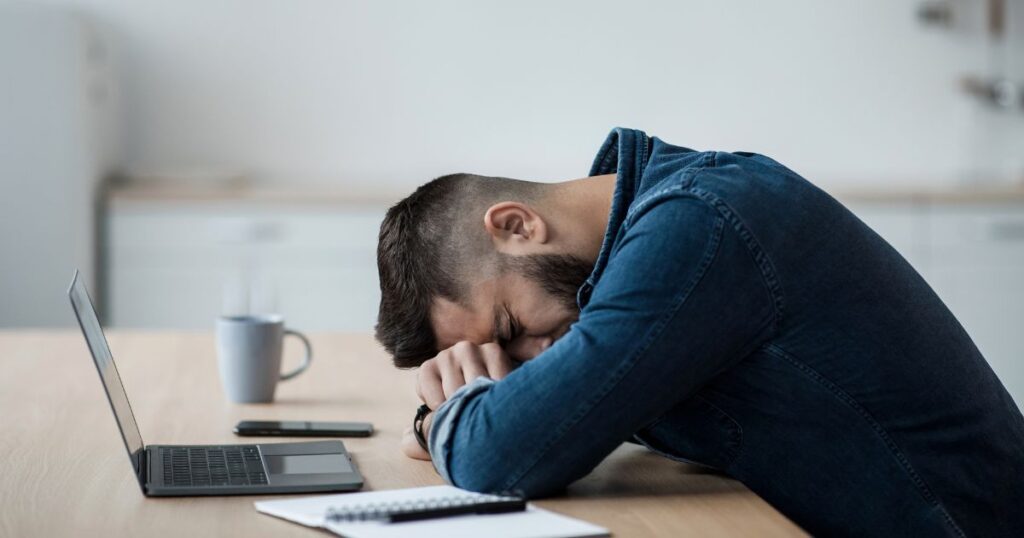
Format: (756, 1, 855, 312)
(215, 315, 312, 403)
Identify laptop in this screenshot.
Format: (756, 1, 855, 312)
(68, 270, 365, 496)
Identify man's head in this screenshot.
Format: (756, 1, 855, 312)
(376, 173, 596, 368)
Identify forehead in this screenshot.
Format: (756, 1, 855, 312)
(430, 278, 499, 349)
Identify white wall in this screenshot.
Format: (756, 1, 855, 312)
(51, 0, 1024, 190)
(0, 6, 107, 327)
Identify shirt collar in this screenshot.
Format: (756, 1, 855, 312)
(576, 127, 650, 309)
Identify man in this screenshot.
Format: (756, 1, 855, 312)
(374, 128, 1024, 536)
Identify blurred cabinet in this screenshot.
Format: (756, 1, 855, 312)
(106, 199, 388, 331)
(105, 191, 1024, 408)
(849, 200, 1024, 410)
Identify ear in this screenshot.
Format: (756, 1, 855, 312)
(483, 201, 548, 254)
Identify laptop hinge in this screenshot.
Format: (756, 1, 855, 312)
(138, 446, 150, 494)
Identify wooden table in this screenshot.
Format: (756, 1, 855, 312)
(0, 330, 805, 537)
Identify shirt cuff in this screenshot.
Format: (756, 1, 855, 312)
(427, 376, 496, 484)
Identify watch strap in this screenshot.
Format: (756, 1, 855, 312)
(413, 404, 431, 454)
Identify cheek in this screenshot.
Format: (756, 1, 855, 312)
(518, 286, 577, 337)
(536, 304, 575, 335)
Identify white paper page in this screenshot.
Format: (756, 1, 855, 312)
(255, 485, 463, 527)
(255, 485, 609, 538)
(325, 505, 609, 538)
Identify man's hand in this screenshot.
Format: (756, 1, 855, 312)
(401, 342, 517, 461)
(401, 415, 432, 461)
(416, 341, 516, 410)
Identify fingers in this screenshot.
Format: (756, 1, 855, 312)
(436, 349, 466, 400)
(416, 358, 446, 410)
(415, 341, 513, 411)
(479, 342, 513, 380)
(455, 341, 488, 382)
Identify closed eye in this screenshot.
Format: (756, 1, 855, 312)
(509, 312, 522, 341)
(500, 305, 522, 346)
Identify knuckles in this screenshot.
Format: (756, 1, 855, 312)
(479, 342, 502, 354)
(419, 357, 439, 373)
(412, 341, 515, 414)
(449, 341, 485, 365)
(419, 340, 512, 386)
(434, 349, 453, 366)
(452, 340, 475, 352)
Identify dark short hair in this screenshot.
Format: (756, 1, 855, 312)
(375, 173, 542, 368)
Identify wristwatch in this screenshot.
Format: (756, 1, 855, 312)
(413, 404, 431, 454)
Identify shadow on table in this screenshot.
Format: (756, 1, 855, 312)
(559, 443, 745, 499)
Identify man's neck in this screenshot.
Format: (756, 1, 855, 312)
(548, 174, 617, 264)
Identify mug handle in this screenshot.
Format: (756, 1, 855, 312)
(280, 329, 313, 381)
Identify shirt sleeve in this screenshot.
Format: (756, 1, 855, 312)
(427, 190, 779, 496)
(428, 376, 495, 483)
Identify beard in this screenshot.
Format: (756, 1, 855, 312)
(503, 253, 594, 313)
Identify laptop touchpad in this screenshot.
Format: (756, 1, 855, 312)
(264, 454, 352, 475)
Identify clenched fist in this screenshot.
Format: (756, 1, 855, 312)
(402, 341, 519, 461)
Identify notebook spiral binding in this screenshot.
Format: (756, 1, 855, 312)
(325, 491, 526, 523)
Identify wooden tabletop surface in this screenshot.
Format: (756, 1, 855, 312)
(0, 330, 805, 537)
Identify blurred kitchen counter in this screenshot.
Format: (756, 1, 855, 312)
(105, 179, 409, 209)
(105, 179, 1024, 206)
(831, 183, 1024, 204)
(99, 179, 1024, 411)
(101, 180, 399, 333)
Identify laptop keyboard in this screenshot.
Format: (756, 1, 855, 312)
(160, 445, 268, 487)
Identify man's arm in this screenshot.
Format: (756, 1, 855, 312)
(429, 191, 779, 496)
(404, 343, 517, 461)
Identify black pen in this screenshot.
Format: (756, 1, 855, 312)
(388, 497, 526, 523)
(326, 496, 527, 524)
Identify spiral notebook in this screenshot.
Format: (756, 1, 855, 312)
(255, 485, 610, 538)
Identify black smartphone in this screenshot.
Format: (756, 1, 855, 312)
(233, 420, 374, 437)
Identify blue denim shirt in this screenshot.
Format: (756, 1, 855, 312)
(428, 128, 1024, 536)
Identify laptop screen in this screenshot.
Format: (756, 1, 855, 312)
(68, 271, 146, 478)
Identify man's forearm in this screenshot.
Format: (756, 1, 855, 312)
(428, 376, 497, 484)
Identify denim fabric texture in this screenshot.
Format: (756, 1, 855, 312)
(428, 127, 1024, 536)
